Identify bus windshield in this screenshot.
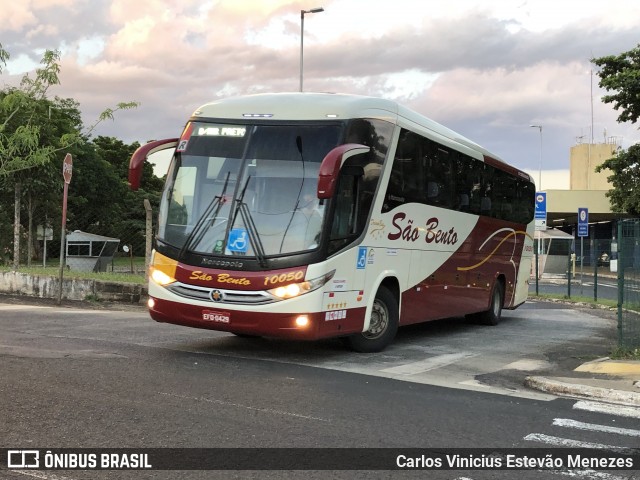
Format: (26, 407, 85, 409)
(158, 122, 342, 259)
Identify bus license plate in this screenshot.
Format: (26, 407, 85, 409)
(202, 310, 230, 323)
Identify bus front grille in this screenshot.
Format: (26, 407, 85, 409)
(166, 282, 276, 305)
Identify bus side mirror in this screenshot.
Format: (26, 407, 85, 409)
(128, 138, 179, 190)
(317, 143, 370, 199)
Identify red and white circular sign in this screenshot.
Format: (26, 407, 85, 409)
(62, 153, 73, 184)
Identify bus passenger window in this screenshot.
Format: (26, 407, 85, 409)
(383, 129, 425, 212)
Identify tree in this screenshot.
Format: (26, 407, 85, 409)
(90, 137, 164, 255)
(595, 144, 640, 214)
(0, 44, 138, 269)
(1, 48, 63, 269)
(592, 43, 640, 125)
(592, 45, 640, 215)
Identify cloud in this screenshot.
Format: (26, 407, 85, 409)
(1, 0, 639, 174)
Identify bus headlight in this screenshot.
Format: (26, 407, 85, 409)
(150, 268, 176, 286)
(149, 251, 178, 286)
(268, 270, 335, 300)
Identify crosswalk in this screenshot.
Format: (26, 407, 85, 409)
(521, 400, 640, 479)
(449, 400, 640, 480)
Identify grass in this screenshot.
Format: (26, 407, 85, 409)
(609, 346, 640, 360)
(529, 292, 618, 309)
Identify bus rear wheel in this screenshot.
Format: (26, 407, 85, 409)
(346, 286, 398, 353)
(474, 280, 504, 326)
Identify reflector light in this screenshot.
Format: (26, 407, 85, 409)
(295, 316, 309, 327)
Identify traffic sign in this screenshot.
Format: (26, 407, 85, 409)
(578, 207, 588, 237)
(534, 192, 546, 219)
(534, 192, 546, 231)
(62, 153, 73, 184)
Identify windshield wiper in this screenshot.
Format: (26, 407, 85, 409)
(178, 171, 231, 260)
(228, 175, 268, 268)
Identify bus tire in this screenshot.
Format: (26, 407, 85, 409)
(346, 286, 398, 353)
(476, 280, 504, 326)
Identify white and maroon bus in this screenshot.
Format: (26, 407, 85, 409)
(129, 93, 535, 352)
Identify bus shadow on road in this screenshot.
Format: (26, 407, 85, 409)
(166, 313, 525, 361)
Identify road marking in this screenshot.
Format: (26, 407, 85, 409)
(158, 391, 330, 422)
(380, 352, 477, 375)
(523, 433, 636, 454)
(553, 418, 640, 437)
(573, 400, 640, 419)
(0, 304, 122, 315)
(0, 304, 49, 310)
(575, 360, 640, 376)
(549, 469, 637, 479)
(503, 359, 550, 371)
(8, 471, 77, 480)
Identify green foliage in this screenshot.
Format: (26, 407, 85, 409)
(0, 47, 138, 177)
(529, 292, 618, 310)
(609, 346, 640, 360)
(0, 44, 157, 270)
(592, 45, 640, 215)
(67, 138, 152, 254)
(596, 144, 640, 214)
(0, 43, 8, 72)
(0, 49, 62, 176)
(592, 43, 640, 125)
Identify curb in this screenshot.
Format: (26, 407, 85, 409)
(524, 376, 640, 406)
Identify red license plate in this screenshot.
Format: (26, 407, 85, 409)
(202, 310, 231, 323)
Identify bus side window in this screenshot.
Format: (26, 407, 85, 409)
(424, 145, 455, 209)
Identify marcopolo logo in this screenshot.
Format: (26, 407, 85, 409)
(8, 450, 39, 468)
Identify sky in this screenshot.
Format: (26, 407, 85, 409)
(1, 0, 639, 188)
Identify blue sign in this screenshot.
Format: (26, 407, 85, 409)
(578, 208, 589, 237)
(227, 228, 249, 253)
(357, 247, 367, 270)
(534, 192, 547, 220)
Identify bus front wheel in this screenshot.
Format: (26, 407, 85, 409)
(346, 286, 398, 353)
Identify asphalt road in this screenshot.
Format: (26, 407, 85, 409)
(1, 298, 639, 480)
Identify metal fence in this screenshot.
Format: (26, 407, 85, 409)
(618, 219, 640, 349)
(0, 200, 153, 280)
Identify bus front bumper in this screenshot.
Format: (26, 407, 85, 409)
(147, 296, 366, 340)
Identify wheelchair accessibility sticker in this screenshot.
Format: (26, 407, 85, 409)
(357, 247, 367, 270)
(227, 228, 249, 253)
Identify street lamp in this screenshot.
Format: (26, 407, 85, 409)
(300, 7, 324, 92)
(530, 124, 542, 190)
(529, 124, 543, 293)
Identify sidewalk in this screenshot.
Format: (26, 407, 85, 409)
(525, 358, 640, 406)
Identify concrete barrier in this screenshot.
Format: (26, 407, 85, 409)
(0, 271, 147, 304)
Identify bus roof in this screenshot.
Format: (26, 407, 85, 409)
(192, 92, 504, 164)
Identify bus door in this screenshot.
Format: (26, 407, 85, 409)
(329, 163, 368, 287)
(324, 163, 372, 328)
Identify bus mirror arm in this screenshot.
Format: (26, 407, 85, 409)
(128, 138, 179, 190)
(317, 143, 370, 199)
